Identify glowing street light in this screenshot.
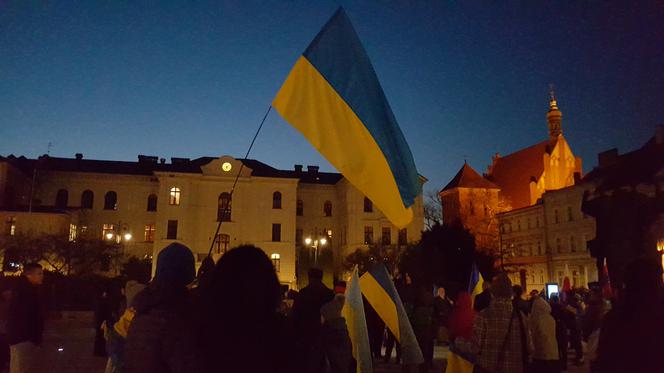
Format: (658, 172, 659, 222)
(105, 232, 114, 240)
(123, 233, 132, 241)
(304, 235, 328, 266)
(304, 237, 312, 245)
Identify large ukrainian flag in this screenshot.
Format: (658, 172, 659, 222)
(273, 7, 420, 228)
(359, 264, 423, 365)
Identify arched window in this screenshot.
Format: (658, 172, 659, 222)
(554, 209, 560, 223)
(104, 191, 117, 210)
(570, 236, 577, 252)
(567, 206, 574, 221)
(81, 190, 94, 209)
(215, 233, 230, 254)
(363, 197, 373, 213)
(272, 191, 282, 209)
(296, 199, 303, 216)
(55, 189, 68, 208)
(169, 187, 181, 205)
(324, 201, 332, 217)
(147, 194, 158, 212)
(218, 193, 232, 221)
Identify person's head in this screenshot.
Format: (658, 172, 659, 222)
(513, 284, 523, 298)
(154, 243, 195, 288)
(437, 286, 446, 298)
(405, 273, 412, 285)
(307, 268, 323, 284)
(550, 294, 560, 304)
(491, 272, 513, 299)
(530, 289, 539, 298)
(23, 263, 43, 285)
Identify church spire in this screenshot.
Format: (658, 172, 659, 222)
(547, 85, 562, 141)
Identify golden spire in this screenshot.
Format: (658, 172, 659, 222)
(549, 84, 558, 110)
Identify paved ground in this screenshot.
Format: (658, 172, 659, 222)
(36, 313, 590, 373)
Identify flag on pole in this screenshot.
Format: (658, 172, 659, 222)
(273, 7, 420, 228)
(343, 267, 372, 373)
(468, 263, 484, 308)
(359, 264, 423, 365)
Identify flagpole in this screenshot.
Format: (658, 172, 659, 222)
(206, 105, 273, 258)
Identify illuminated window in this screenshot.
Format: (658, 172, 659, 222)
(324, 201, 332, 217)
(398, 228, 407, 247)
(55, 189, 68, 208)
(272, 223, 281, 242)
(144, 224, 155, 242)
(218, 193, 232, 221)
(296, 199, 303, 216)
(68, 224, 77, 242)
(81, 190, 94, 209)
(169, 187, 181, 205)
(381, 227, 391, 245)
(6, 217, 16, 236)
(364, 197, 373, 213)
(272, 192, 282, 209)
(147, 194, 158, 211)
(364, 226, 373, 245)
(104, 191, 117, 210)
(215, 233, 230, 254)
(271, 253, 281, 272)
(167, 220, 178, 239)
(102, 224, 115, 240)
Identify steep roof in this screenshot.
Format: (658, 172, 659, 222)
(0, 155, 344, 185)
(441, 163, 500, 192)
(486, 140, 555, 209)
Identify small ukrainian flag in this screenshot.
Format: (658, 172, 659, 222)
(273, 7, 420, 228)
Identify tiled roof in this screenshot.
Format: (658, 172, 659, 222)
(441, 163, 499, 192)
(0, 155, 344, 185)
(486, 140, 555, 209)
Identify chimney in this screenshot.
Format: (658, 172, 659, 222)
(294, 164, 303, 174)
(75, 153, 83, 160)
(160, 158, 166, 164)
(138, 155, 158, 163)
(656, 125, 664, 145)
(598, 148, 619, 168)
(307, 165, 319, 176)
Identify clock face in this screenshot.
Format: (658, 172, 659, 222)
(222, 162, 232, 172)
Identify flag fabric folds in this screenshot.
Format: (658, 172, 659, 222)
(445, 350, 475, 373)
(273, 7, 420, 228)
(342, 267, 373, 373)
(468, 263, 484, 307)
(359, 264, 423, 365)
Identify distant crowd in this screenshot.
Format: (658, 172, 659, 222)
(0, 243, 662, 373)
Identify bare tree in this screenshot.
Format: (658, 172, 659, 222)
(424, 189, 443, 230)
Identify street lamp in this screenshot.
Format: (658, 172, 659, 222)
(304, 235, 328, 266)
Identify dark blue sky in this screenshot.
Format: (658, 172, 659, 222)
(1, 1, 662, 193)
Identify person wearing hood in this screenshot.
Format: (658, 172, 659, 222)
(529, 297, 560, 373)
(124, 243, 197, 373)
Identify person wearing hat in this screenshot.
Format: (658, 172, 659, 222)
(124, 243, 197, 373)
(473, 273, 532, 373)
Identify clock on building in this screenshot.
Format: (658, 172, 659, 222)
(222, 162, 232, 172)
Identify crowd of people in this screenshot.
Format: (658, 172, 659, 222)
(0, 243, 662, 373)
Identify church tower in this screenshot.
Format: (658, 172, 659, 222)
(547, 88, 563, 141)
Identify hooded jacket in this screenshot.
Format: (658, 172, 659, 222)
(529, 297, 558, 361)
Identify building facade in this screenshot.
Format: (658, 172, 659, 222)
(0, 154, 424, 287)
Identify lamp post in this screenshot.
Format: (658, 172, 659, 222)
(105, 222, 132, 274)
(304, 236, 327, 266)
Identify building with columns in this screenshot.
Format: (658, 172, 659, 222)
(0, 154, 424, 288)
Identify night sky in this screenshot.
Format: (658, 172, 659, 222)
(1, 1, 663, 194)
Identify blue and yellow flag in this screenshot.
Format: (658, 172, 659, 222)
(468, 263, 484, 307)
(342, 267, 372, 373)
(273, 7, 420, 228)
(445, 351, 475, 373)
(359, 264, 423, 365)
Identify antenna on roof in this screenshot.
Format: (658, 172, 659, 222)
(47, 142, 53, 156)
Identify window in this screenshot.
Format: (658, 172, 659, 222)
(167, 220, 178, 240)
(169, 187, 181, 206)
(102, 224, 115, 240)
(537, 241, 542, 255)
(147, 194, 158, 211)
(218, 193, 232, 221)
(536, 217, 540, 228)
(501, 225, 505, 233)
(517, 220, 521, 231)
(570, 236, 576, 252)
(55, 189, 68, 208)
(527, 219, 531, 229)
(81, 190, 94, 209)
(364, 197, 373, 212)
(381, 227, 391, 245)
(324, 201, 332, 217)
(398, 228, 407, 246)
(556, 237, 562, 253)
(6, 217, 16, 236)
(364, 226, 373, 245)
(272, 223, 281, 242)
(144, 224, 155, 242)
(68, 224, 77, 242)
(272, 192, 282, 209)
(296, 229, 303, 246)
(215, 233, 230, 254)
(104, 191, 117, 210)
(469, 201, 475, 215)
(484, 204, 488, 216)
(567, 206, 574, 222)
(554, 209, 559, 224)
(271, 253, 281, 272)
(296, 200, 303, 216)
